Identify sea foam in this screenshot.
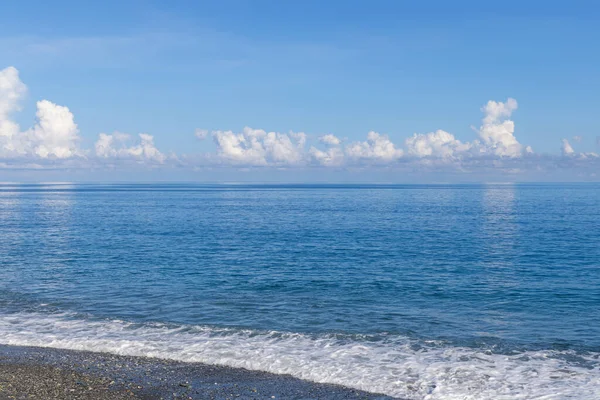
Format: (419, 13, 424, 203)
(1, 312, 599, 399)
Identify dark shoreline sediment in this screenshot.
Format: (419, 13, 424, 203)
(0, 345, 396, 399)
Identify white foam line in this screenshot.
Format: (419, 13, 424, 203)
(1, 312, 599, 399)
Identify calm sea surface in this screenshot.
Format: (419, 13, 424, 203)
(0, 183, 599, 399)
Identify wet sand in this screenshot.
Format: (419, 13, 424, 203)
(0, 345, 396, 399)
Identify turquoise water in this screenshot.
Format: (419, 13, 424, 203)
(1, 183, 599, 399)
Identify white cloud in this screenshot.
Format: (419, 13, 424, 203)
(94, 133, 115, 157)
(573, 135, 582, 143)
(211, 127, 307, 166)
(309, 146, 345, 166)
(95, 132, 166, 163)
(562, 139, 575, 156)
(405, 130, 471, 158)
(560, 138, 599, 160)
(1, 67, 598, 178)
(477, 98, 525, 157)
(26, 100, 81, 158)
(345, 131, 403, 162)
(195, 129, 209, 140)
(0, 67, 166, 165)
(0, 67, 81, 159)
(319, 134, 341, 146)
(403, 98, 530, 162)
(0, 66, 26, 143)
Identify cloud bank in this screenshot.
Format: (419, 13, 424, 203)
(0, 66, 598, 178)
(210, 127, 307, 166)
(95, 132, 165, 163)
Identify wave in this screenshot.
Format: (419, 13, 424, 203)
(0, 312, 598, 399)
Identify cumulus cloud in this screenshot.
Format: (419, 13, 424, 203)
(0, 66, 169, 167)
(573, 135, 582, 143)
(195, 129, 208, 140)
(0, 66, 26, 142)
(26, 100, 81, 158)
(210, 127, 307, 166)
(1, 65, 598, 178)
(400, 98, 530, 162)
(95, 132, 165, 163)
(319, 134, 341, 146)
(345, 131, 403, 162)
(560, 138, 598, 160)
(476, 98, 525, 157)
(562, 139, 575, 156)
(309, 146, 345, 166)
(309, 131, 403, 166)
(0, 67, 82, 159)
(405, 130, 471, 158)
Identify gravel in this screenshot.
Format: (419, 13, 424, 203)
(0, 345, 397, 399)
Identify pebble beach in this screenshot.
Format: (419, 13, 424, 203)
(0, 345, 394, 399)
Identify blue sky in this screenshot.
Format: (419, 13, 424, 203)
(0, 0, 599, 181)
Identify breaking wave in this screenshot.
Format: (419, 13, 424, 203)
(1, 311, 599, 399)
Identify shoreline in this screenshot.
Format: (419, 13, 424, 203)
(0, 344, 396, 399)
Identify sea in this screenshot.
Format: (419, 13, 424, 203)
(0, 183, 599, 399)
